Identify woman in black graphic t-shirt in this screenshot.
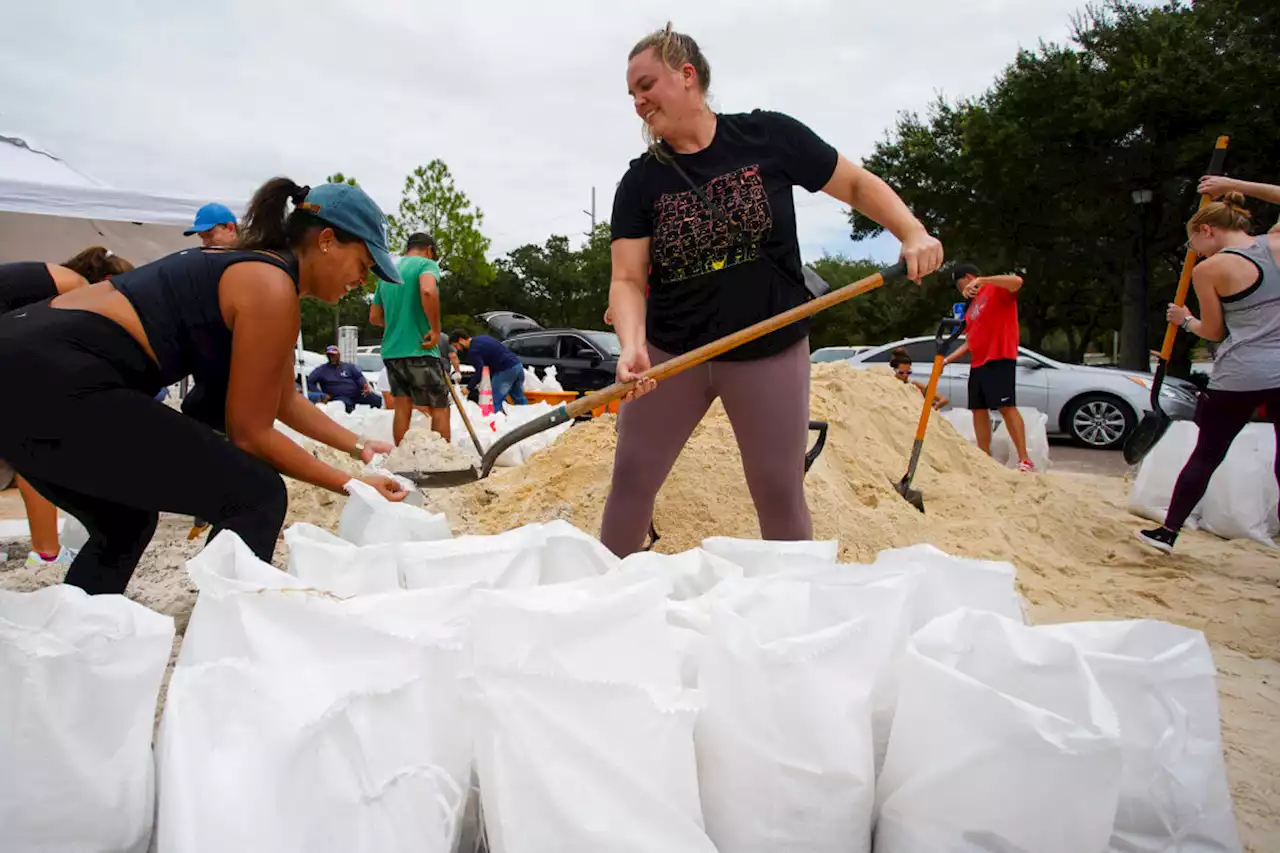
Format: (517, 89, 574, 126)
(601, 23, 944, 557)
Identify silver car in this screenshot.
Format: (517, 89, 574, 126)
(841, 336, 1200, 449)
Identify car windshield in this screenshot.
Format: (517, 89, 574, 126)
(355, 354, 384, 372)
(584, 331, 622, 356)
(812, 348, 857, 363)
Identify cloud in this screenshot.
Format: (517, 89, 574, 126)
(1, 0, 1154, 262)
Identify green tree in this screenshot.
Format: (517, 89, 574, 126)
(387, 160, 494, 287)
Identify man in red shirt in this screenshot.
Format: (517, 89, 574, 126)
(943, 263, 1034, 471)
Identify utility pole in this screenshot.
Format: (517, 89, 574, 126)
(583, 186, 596, 233)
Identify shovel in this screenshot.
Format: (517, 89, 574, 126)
(1122, 135, 1230, 465)
(402, 259, 910, 488)
(893, 317, 964, 512)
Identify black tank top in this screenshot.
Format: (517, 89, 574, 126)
(112, 247, 299, 387)
(0, 262, 58, 315)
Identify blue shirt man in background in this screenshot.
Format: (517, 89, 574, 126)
(308, 346, 383, 412)
(450, 330, 527, 413)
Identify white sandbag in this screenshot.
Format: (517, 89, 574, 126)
(157, 658, 468, 853)
(621, 548, 744, 600)
(540, 365, 564, 393)
(876, 609, 1123, 853)
(472, 576, 680, 688)
(283, 523, 401, 595)
(1199, 423, 1279, 546)
(699, 536, 838, 577)
(523, 366, 544, 392)
(472, 671, 715, 853)
(696, 598, 878, 853)
(940, 408, 977, 443)
(1129, 422, 1204, 529)
(1038, 620, 1241, 852)
(398, 521, 616, 590)
(871, 542, 1026, 630)
(0, 585, 174, 853)
(537, 519, 620, 584)
(992, 405, 1052, 470)
(339, 478, 452, 545)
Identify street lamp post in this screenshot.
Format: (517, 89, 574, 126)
(1131, 188, 1153, 369)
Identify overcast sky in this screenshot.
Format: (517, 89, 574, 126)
(1, 0, 1150, 265)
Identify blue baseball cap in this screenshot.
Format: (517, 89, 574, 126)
(183, 202, 238, 236)
(297, 183, 401, 284)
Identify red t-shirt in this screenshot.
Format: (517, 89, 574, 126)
(965, 284, 1019, 367)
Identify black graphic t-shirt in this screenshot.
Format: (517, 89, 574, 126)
(610, 110, 839, 361)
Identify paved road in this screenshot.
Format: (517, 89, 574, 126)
(1047, 438, 1131, 477)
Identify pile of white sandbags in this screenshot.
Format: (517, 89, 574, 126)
(1130, 421, 1279, 545)
(451, 398, 573, 467)
(4, 482, 1242, 852)
(941, 406, 1052, 471)
(1, 585, 174, 852)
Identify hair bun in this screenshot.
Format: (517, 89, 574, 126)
(1222, 190, 1247, 208)
(289, 184, 311, 205)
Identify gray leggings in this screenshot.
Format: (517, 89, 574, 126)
(600, 338, 813, 557)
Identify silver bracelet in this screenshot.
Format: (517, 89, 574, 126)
(1180, 316, 1194, 331)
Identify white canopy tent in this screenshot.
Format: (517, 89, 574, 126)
(0, 133, 242, 265)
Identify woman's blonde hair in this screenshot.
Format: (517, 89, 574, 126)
(630, 22, 711, 153)
(1188, 190, 1252, 233)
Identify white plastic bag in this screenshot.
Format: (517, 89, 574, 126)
(1199, 423, 1279, 546)
(1129, 422, 1203, 529)
(1038, 620, 1241, 852)
(699, 536, 838, 577)
(870, 543, 1026, 631)
(339, 478, 452, 545)
(940, 408, 977, 443)
(472, 672, 715, 853)
(523, 366, 544, 393)
(283, 522, 401, 595)
(540, 365, 564, 393)
(696, 597, 877, 853)
(1, 585, 174, 853)
(992, 406, 1052, 470)
(621, 548, 744, 601)
(876, 609, 1123, 853)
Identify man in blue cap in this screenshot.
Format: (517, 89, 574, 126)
(184, 202, 239, 248)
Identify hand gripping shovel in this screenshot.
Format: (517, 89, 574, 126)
(1123, 135, 1230, 465)
(403, 259, 910, 488)
(894, 317, 964, 512)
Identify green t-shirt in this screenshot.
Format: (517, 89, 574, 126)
(374, 256, 441, 359)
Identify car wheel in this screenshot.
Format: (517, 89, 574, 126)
(1064, 394, 1135, 450)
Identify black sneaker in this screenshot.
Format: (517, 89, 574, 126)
(1136, 526, 1178, 553)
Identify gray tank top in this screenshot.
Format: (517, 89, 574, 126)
(1209, 235, 1280, 392)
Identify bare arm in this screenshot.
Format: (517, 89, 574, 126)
(277, 385, 364, 453)
(221, 265, 366, 494)
(978, 274, 1024, 293)
(369, 302, 385, 327)
(820, 154, 943, 282)
(609, 237, 651, 382)
(943, 340, 970, 366)
(1179, 262, 1229, 343)
(1200, 176, 1280, 205)
(419, 271, 440, 350)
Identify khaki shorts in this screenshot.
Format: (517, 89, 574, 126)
(384, 356, 450, 408)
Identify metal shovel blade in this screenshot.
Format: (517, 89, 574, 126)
(1123, 410, 1171, 466)
(892, 475, 925, 513)
(395, 467, 482, 489)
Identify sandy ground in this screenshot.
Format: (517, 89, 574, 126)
(2, 362, 1276, 850)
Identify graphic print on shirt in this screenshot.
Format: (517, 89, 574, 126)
(653, 165, 773, 283)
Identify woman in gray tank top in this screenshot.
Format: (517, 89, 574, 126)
(1138, 192, 1280, 552)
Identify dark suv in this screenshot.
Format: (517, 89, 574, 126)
(477, 312, 620, 393)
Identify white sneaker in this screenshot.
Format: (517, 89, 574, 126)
(23, 547, 77, 569)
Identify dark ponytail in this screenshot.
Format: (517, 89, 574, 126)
(889, 347, 912, 369)
(62, 245, 134, 281)
(236, 176, 362, 251)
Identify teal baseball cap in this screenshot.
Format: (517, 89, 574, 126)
(297, 183, 401, 284)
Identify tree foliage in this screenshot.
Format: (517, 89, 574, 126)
(849, 0, 1280, 370)
(387, 160, 494, 287)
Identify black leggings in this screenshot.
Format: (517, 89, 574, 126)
(1165, 387, 1280, 531)
(0, 305, 286, 594)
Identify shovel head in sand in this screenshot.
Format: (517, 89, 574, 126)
(404, 260, 910, 489)
(893, 317, 964, 513)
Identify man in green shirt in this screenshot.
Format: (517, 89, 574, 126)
(370, 232, 451, 445)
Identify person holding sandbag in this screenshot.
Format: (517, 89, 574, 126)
(601, 22, 943, 557)
(1137, 193, 1280, 553)
(0, 179, 408, 595)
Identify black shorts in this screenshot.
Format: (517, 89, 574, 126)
(384, 355, 450, 408)
(968, 359, 1017, 410)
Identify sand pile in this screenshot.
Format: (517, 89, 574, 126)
(382, 427, 478, 474)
